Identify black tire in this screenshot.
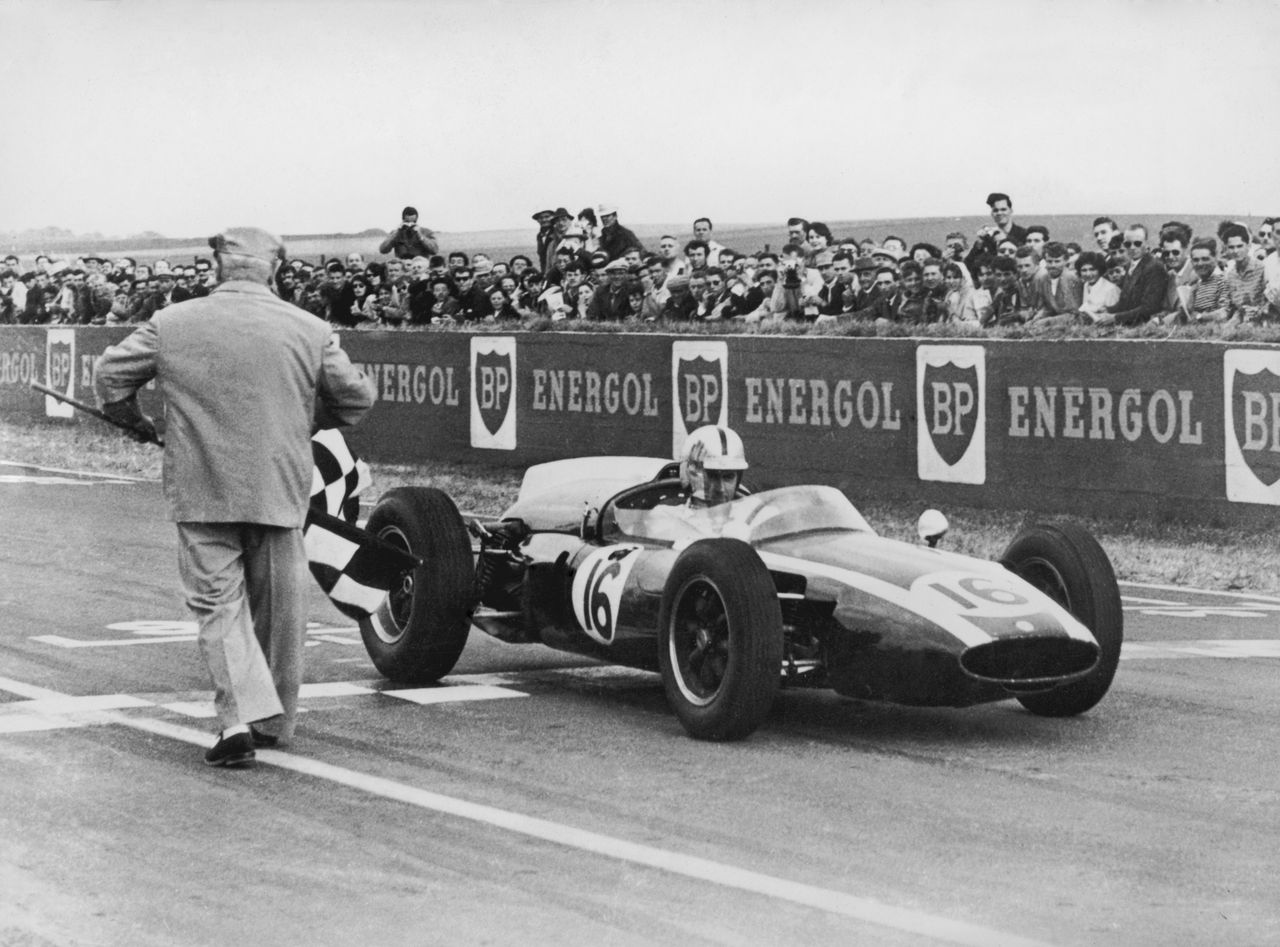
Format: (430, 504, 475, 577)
(358, 487, 475, 684)
(657, 539, 783, 741)
(1001, 522, 1123, 717)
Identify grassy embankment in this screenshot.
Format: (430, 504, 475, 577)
(3, 418, 1276, 594)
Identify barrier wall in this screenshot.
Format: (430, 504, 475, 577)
(5, 326, 1280, 523)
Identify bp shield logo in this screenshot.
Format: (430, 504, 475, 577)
(917, 345, 985, 484)
(671, 340, 727, 458)
(1224, 349, 1280, 503)
(44, 328, 76, 419)
(470, 336, 516, 449)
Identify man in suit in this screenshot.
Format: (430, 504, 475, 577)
(1030, 241, 1084, 326)
(1110, 224, 1170, 327)
(966, 192, 1029, 272)
(93, 227, 375, 767)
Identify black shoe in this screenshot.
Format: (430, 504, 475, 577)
(250, 726, 279, 748)
(204, 730, 256, 768)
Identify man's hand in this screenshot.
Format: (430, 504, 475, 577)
(102, 397, 159, 444)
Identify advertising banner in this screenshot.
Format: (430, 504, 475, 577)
(9, 327, 1280, 523)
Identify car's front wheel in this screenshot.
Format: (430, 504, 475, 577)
(657, 539, 782, 740)
(358, 487, 475, 684)
(1001, 522, 1123, 717)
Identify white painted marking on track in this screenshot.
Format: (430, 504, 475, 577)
(0, 460, 155, 482)
(1118, 580, 1280, 603)
(32, 620, 361, 649)
(92, 706, 1049, 947)
(31, 634, 195, 648)
(384, 684, 527, 704)
(0, 474, 139, 485)
(1121, 639, 1280, 660)
(298, 682, 375, 699)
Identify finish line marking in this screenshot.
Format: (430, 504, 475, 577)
(0, 673, 1051, 947)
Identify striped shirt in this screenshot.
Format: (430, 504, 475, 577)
(1225, 258, 1266, 316)
(1186, 272, 1230, 320)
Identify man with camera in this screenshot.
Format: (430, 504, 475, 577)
(378, 205, 439, 260)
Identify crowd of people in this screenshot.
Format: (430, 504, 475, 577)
(4, 197, 1278, 331)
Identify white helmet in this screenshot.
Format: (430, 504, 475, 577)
(680, 425, 748, 505)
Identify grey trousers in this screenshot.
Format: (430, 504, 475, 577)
(176, 522, 307, 741)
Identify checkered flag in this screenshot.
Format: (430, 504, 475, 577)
(305, 429, 416, 620)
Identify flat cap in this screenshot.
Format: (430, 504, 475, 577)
(597, 203, 618, 216)
(853, 257, 879, 272)
(208, 226, 286, 263)
(532, 208, 555, 221)
(604, 258, 630, 272)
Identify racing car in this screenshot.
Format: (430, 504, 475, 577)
(355, 456, 1122, 741)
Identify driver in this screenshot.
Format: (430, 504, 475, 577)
(680, 424, 748, 507)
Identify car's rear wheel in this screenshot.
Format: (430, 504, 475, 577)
(1001, 522, 1123, 717)
(358, 487, 475, 684)
(658, 539, 782, 740)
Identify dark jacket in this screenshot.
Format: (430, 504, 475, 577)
(1111, 254, 1169, 327)
(598, 223, 644, 261)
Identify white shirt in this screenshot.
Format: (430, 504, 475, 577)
(1080, 278, 1120, 322)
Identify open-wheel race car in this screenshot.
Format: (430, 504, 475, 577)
(356, 455, 1123, 741)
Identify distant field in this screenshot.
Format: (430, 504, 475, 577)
(4, 213, 1265, 268)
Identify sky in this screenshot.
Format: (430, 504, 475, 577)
(2, 0, 1278, 238)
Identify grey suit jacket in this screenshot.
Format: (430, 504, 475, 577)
(1032, 269, 1083, 317)
(94, 280, 375, 526)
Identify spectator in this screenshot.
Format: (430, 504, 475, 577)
(1261, 218, 1280, 318)
(1030, 241, 1083, 325)
(842, 257, 881, 311)
(644, 255, 672, 306)
(987, 256, 1032, 326)
(683, 239, 710, 273)
(910, 242, 943, 265)
(1156, 230, 1191, 321)
(692, 217, 724, 266)
(531, 209, 557, 269)
(1024, 225, 1049, 261)
(1182, 237, 1231, 323)
(1014, 246, 1040, 301)
(1092, 217, 1120, 252)
(920, 258, 950, 323)
(1075, 251, 1120, 326)
(485, 286, 520, 321)
(540, 208, 574, 272)
(893, 261, 928, 323)
(768, 243, 822, 319)
(588, 259, 635, 320)
(786, 217, 810, 255)
(577, 208, 600, 252)
(942, 261, 984, 324)
(943, 232, 969, 269)
(321, 260, 359, 327)
(378, 205, 439, 260)
(557, 263, 592, 320)
(1221, 222, 1267, 322)
(509, 254, 533, 276)
(664, 273, 704, 321)
(596, 203, 644, 261)
(1110, 225, 1169, 326)
(806, 250, 841, 317)
(655, 235, 686, 279)
(805, 222, 833, 264)
(453, 267, 488, 320)
(349, 276, 377, 321)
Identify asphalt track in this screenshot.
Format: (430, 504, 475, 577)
(1, 463, 1278, 947)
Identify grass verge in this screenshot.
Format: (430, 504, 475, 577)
(3, 418, 1275, 593)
